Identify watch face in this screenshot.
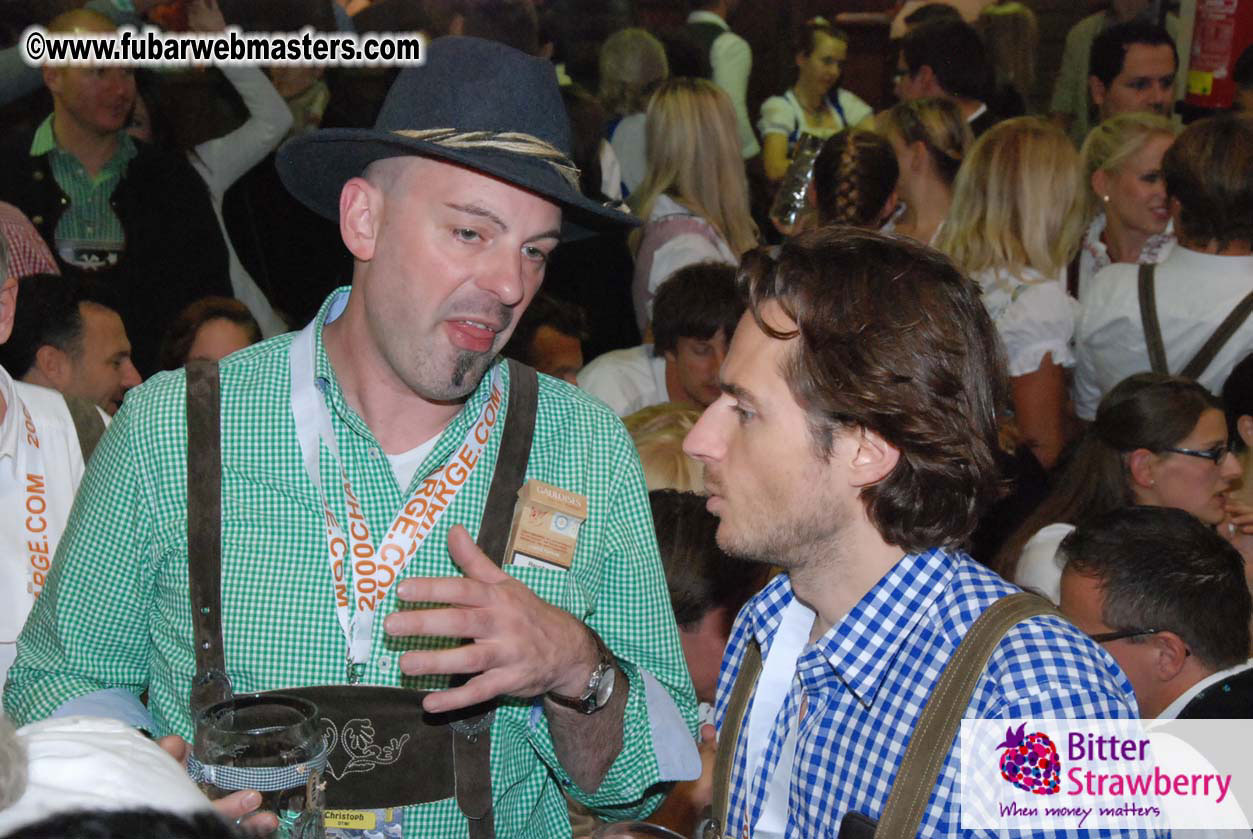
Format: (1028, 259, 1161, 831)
(593, 663, 615, 710)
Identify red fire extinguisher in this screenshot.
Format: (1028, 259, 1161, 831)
(1186, 0, 1253, 108)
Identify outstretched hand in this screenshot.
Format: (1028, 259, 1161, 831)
(385, 525, 598, 714)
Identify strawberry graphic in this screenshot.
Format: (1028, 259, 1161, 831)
(996, 723, 1061, 795)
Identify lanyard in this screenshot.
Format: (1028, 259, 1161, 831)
(18, 402, 50, 600)
(743, 596, 814, 837)
(289, 299, 504, 683)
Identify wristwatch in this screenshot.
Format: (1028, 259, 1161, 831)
(547, 630, 616, 714)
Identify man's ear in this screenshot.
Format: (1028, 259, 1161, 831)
(1089, 75, 1107, 109)
(0, 276, 17, 346)
(42, 67, 61, 96)
(848, 427, 900, 488)
(339, 176, 382, 263)
(33, 343, 71, 388)
(1149, 631, 1191, 682)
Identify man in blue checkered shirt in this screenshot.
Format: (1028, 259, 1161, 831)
(682, 228, 1157, 838)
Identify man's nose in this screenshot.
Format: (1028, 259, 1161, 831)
(120, 359, 142, 390)
(478, 248, 527, 307)
(683, 400, 726, 463)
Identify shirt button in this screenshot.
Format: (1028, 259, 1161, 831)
(32, 170, 43, 181)
(31, 215, 42, 225)
(377, 657, 391, 672)
(59, 197, 67, 205)
(369, 448, 380, 460)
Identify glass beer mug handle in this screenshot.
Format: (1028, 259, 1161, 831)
(770, 132, 826, 228)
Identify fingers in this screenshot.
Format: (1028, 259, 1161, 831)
(699, 723, 717, 745)
(209, 790, 281, 836)
(446, 525, 509, 583)
(420, 671, 512, 714)
(387, 605, 492, 645)
(394, 576, 490, 608)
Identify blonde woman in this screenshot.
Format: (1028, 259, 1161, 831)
(938, 117, 1085, 469)
(876, 97, 972, 245)
(1072, 112, 1178, 298)
(599, 28, 669, 196)
(758, 17, 874, 183)
(629, 78, 759, 333)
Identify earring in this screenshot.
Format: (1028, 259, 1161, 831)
(1102, 195, 1110, 203)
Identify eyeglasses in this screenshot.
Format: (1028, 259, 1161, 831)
(1161, 443, 1232, 463)
(1088, 627, 1161, 643)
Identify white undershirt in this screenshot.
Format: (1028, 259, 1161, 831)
(385, 437, 439, 490)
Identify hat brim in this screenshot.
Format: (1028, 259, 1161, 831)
(276, 129, 639, 240)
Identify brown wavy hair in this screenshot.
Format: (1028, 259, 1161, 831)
(740, 227, 1008, 552)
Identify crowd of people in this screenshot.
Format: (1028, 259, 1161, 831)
(0, 0, 1252, 838)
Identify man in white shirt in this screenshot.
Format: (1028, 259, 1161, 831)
(578, 263, 741, 417)
(1059, 506, 1253, 721)
(0, 253, 103, 687)
(685, 0, 760, 159)
(1074, 113, 1253, 420)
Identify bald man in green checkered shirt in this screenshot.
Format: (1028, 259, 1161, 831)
(4, 37, 700, 838)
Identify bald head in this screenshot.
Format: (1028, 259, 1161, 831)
(46, 8, 116, 34)
(42, 8, 135, 143)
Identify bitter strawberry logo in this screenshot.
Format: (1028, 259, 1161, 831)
(996, 723, 1061, 795)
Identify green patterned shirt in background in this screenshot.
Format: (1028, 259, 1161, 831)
(30, 114, 135, 271)
(5, 289, 698, 838)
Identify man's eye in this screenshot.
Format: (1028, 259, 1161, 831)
(522, 245, 548, 264)
(454, 228, 481, 243)
(731, 404, 753, 423)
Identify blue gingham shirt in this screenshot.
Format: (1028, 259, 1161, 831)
(714, 547, 1163, 838)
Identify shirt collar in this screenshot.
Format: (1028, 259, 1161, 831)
(742, 548, 957, 706)
(30, 114, 137, 170)
(823, 547, 956, 705)
(0, 365, 23, 461)
(687, 9, 730, 30)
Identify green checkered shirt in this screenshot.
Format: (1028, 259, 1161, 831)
(6, 289, 698, 837)
(31, 114, 135, 268)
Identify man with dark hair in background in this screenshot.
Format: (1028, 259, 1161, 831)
(895, 19, 998, 136)
(0, 274, 141, 416)
(1050, 3, 1179, 144)
(501, 293, 588, 385)
(578, 262, 742, 416)
(1059, 505, 1253, 720)
(682, 228, 1144, 836)
(1087, 21, 1178, 123)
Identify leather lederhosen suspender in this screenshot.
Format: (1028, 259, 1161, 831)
(1138, 263, 1253, 380)
(187, 358, 539, 839)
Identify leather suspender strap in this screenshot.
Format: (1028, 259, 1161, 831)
(63, 394, 106, 463)
(1136, 262, 1253, 381)
(1180, 289, 1253, 381)
(708, 592, 1059, 839)
(1138, 263, 1169, 374)
(457, 359, 538, 839)
(187, 360, 231, 714)
(708, 638, 761, 838)
(874, 592, 1060, 837)
(187, 359, 539, 839)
